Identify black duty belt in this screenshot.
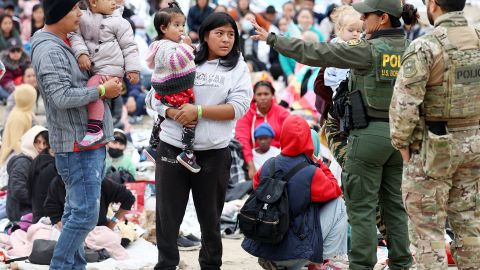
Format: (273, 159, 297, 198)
(370, 117, 389, 123)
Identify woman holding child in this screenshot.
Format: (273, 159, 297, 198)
(146, 11, 252, 270)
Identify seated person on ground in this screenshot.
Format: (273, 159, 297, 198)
(242, 115, 348, 270)
(28, 132, 55, 223)
(6, 125, 49, 222)
(44, 176, 136, 230)
(105, 128, 136, 180)
(252, 123, 280, 171)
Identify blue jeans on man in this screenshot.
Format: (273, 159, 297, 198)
(50, 147, 106, 270)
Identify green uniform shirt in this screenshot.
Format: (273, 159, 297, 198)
(267, 29, 405, 71)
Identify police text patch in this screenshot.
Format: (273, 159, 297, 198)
(379, 53, 402, 80)
(456, 65, 480, 84)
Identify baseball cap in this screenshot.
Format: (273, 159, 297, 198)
(352, 0, 403, 18)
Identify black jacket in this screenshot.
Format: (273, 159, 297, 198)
(28, 149, 57, 223)
(44, 177, 136, 226)
(6, 154, 33, 221)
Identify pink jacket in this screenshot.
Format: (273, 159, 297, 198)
(85, 226, 129, 260)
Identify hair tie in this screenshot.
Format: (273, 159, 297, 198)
(168, 1, 180, 9)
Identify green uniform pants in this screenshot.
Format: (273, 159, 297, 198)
(342, 122, 412, 270)
(325, 114, 387, 238)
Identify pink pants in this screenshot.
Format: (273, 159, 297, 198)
(87, 75, 122, 121)
(87, 75, 105, 121)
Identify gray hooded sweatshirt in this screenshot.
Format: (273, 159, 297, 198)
(146, 55, 253, 151)
(30, 31, 113, 153)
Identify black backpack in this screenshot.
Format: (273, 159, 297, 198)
(238, 159, 309, 244)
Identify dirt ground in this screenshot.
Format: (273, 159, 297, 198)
(179, 238, 258, 270)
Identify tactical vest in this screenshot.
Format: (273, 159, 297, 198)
(349, 37, 409, 119)
(423, 27, 480, 120)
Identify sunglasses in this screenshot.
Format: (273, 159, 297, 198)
(10, 48, 22, 53)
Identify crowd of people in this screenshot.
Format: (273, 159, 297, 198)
(0, 0, 476, 269)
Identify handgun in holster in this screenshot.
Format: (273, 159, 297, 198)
(349, 90, 369, 129)
(340, 104, 352, 133)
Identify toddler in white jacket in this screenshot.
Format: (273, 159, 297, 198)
(70, 0, 141, 148)
(324, 6, 363, 92)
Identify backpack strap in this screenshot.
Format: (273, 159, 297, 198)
(283, 161, 310, 182)
(266, 157, 276, 178)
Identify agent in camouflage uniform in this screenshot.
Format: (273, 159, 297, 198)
(252, 0, 417, 269)
(390, 0, 480, 269)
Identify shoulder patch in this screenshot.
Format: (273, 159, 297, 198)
(347, 39, 361, 46)
(402, 59, 417, 78)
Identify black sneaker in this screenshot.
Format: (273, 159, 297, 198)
(177, 235, 201, 251)
(176, 152, 201, 173)
(143, 146, 158, 163)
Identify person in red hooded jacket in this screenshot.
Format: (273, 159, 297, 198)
(243, 115, 348, 270)
(235, 80, 290, 179)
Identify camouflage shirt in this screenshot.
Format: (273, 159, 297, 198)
(389, 12, 471, 150)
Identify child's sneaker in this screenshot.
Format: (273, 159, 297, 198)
(78, 130, 104, 148)
(176, 152, 201, 173)
(143, 146, 158, 163)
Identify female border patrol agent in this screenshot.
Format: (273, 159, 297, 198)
(251, 0, 417, 269)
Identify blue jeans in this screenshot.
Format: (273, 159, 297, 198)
(50, 147, 106, 270)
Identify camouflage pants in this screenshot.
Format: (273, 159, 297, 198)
(324, 114, 387, 239)
(403, 127, 480, 270)
(324, 113, 348, 167)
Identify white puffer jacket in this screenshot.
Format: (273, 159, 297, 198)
(70, 8, 141, 77)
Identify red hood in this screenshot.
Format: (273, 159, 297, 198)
(280, 115, 314, 157)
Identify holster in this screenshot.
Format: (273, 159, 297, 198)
(426, 121, 447, 136)
(350, 90, 369, 129)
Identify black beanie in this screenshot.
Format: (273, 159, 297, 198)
(43, 0, 79, 25)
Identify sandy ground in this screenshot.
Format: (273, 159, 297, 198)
(179, 239, 460, 270)
(179, 238, 259, 270)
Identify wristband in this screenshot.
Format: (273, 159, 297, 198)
(99, 84, 106, 97)
(111, 216, 119, 223)
(197, 105, 203, 119)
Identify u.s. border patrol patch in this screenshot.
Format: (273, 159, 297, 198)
(347, 39, 361, 46)
(403, 59, 417, 78)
